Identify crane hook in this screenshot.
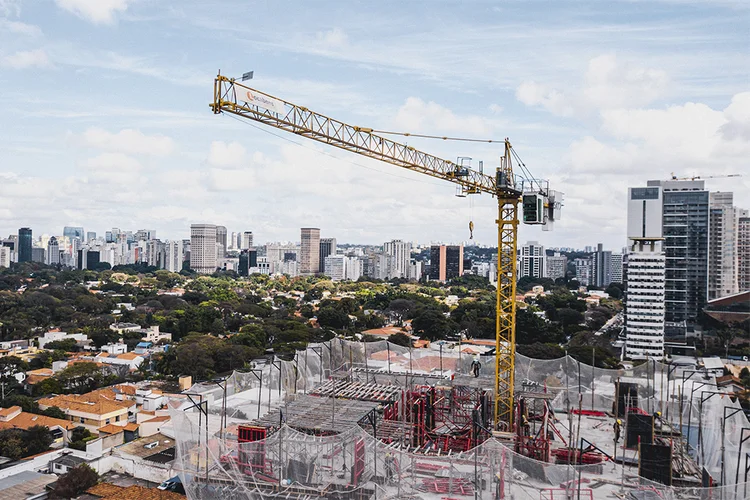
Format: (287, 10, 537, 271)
(469, 220, 474, 239)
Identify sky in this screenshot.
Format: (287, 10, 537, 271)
(0, 0, 748, 250)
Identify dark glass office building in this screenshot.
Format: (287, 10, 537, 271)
(18, 228, 32, 263)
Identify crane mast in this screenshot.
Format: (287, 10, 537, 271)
(211, 74, 548, 429)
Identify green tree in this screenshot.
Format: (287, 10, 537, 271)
(317, 307, 351, 329)
(53, 464, 99, 498)
(44, 338, 78, 351)
(388, 332, 413, 347)
(56, 362, 103, 392)
(0, 429, 25, 460)
(24, 425, 53, 455)
(33, 377, 64, 397)
(411, 309, 455, 341)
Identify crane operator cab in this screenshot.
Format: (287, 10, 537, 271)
(522, 189, 563, 230)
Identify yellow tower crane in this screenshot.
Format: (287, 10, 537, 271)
(210, 74, 561, 429)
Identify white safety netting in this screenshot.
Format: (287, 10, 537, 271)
(170, 338, 750, 499)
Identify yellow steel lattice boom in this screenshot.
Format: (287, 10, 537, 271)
(211, 75, 521, 429)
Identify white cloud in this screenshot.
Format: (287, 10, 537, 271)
(721, 91, 750, 141)
(207, 141, 247, 168)
(316, 28, 348, 48)
(516, 54, 668, 117)
(54, 0, 129, 24)
(83, 152, 141, 171)
(1, 48, 50, 68)
(393, 97, 496, 138)
(80, 128, 174, 156)
(0, 19, 42, 36)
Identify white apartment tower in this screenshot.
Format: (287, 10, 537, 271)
(383, 239, 412, 279)
(610, 253, 624, 284)
(241, 231, 254, 250)
(165, 240, 183, 273)
(739, 210, 750, 292)
(708, 192, 739, 300)
(624, 186, 666, 360)
(545, 252, 567, 281)
(324, 255, 346, 281)
(519, 241, 545, 279)
(190, 224, 217, 274)
(46, 236, 60, 265)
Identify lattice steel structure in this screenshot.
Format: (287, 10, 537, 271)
(211, 75, 527, 428)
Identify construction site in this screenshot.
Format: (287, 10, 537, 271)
(170, 338, 750, 500)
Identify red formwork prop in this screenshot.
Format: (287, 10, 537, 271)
(352, 438, 365, 486)
(550, 447, 606, 465)
(236, 425, 269, 474)
(570, 409, 607, 417)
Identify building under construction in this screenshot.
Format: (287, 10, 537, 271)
(171, 338, 750, 499)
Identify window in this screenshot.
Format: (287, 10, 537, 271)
(105, 418, 111, 425)
(80, 417, 85, 423)
(115, 415, 120, 422)
(631, 187, 659, 200)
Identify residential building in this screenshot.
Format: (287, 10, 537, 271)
(47, 236, 60, 265)
(319, 238, 337, 272)
(38, 392, 134, 432)
(624, 185, 666, 360)
(190, 224, 217, 274)
(409, 259, 424, 281)
(428, 244, 464, 282)
(610, 253, 624, 284)
(324, 254, 346, 281)
(300, 228, 321, 275)
(164, 240, 183, 273)
(647, 179, 709, 338)
(135, 229, 156, 241)
(345, 256, 363, 281)
(739, 210, 750, 291)
(519, 241, 545, 279)
(574, 258, 593, 286)
(31, 246, 45, 263)
(241, 231, 253, 250)
(545, 252, 567, 281)
(0, 406, 76, 446)
(0, 246, 10, 268)
(17, 227, 32, 263)
(38, 330, 88, 349)
(215, 225, 227, 258)
(592, 243, 612, 287)
(93, 352, 145, 370)
(708, 192, 739, 300)
(384, 239, 411, 279)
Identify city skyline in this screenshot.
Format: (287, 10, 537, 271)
(0, 2, 747, 249)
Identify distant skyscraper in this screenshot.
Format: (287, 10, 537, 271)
(190, 224, 217, 274)
(519, 241, 545, 279)
(165, 240, 183, 273)
(63, 226, 84, 241)
(592, 243, 612, 287)
(383, 239, 411, 279)
(624, 185, 666, 360)
(428, 244, 464, 281)
(215, 226, 227, 258)
(648, 179, 709, 338)
(17, 228, 32, 263)
(241, 231, 253, 250)
(573, 258, 593, 286)
(707, 192, 739, 300)
(610, 254, 623, 284)
(319, 238, 337, 272)
(86, 231, 96, 243)
(46, 236, 60, 265)
(0, 246, 10, 268)
(31, 247, 45, 263)
(324, 255, 346, 281)
(545, 252, 567, 281)
(300, 228, 321, 275)
(135, 229, 156, 241)
(739, 210, 750, 292)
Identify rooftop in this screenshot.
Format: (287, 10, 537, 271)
(39, 392, 133, 416)
(116, 433, 176, 459)
(98, 424, 126, 435)
(0, 410, 77, 431)
(86, 483, 183, 500)
(50, 453, 90, 467)
(0, 470, 57, 499)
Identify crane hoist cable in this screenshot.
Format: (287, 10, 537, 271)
(369, 130, 504, 144)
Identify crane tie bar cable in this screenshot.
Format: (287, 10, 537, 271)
(370, 130, 503, 144)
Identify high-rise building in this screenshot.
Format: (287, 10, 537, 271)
(383, 239, 411, 279)
(241, 231, 253, 250)
(190, 224, 218, 274)
(647, 179, 709, 338)
(86, 231, 97, 243)
(17, 228, 32, 263)
(708, 192, 739, 300)
(165, 240, 183, 273)
(31, 247, 45, 263)
(610, 253, 624, 284)
(47, 236, 60, 266)
(0, 246, 10, 268)
(300, 228, 321, 275)
(238, 248, 258, 277)
(519, 241, 545, 279)
(545, 252, 567, 281)
(135, 229, 156, 241)
(345, 256, 363, 281)
(592, 243, 612, 287)
(215, 226, 227, 258)
(624, 185, 666, 360)
(319, 238, 337, 272)
(63, 226, 84, 241)
(324, 255, 346, 281)
(573, 258, 593, 286)
(428, 244, 464, 282)
(739, 210, 750, 292)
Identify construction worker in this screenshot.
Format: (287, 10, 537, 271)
(521, 414, 530, 436)
(471, 355, 481, 378)
(653, 411, 663, 430)
(384, 453, 395, 483)
(613, 419, 621, 444)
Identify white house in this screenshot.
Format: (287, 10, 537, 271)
(38, 331, 88, 349)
